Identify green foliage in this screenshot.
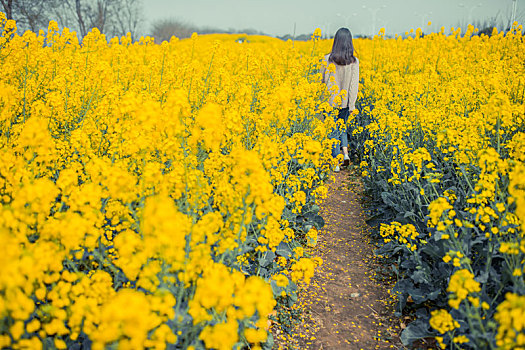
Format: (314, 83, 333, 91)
(349, 87, 525, 348)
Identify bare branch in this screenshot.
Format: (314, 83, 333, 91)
(75, 0, 87, 37)
(1, 0, 14, 20)
(2, 0, 143, 41)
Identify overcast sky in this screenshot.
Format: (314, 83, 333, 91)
(142, 0, 521, 37)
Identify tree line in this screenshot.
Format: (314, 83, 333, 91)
(1, 0, 318, 43)
(1, 0, 143, 40)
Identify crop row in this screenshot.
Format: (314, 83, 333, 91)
(0, 15, 334, 350)
(345, 24, 525, 349)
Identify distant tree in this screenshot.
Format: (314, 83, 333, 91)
(57, 0, 143, 39)
(0, 0, 13, 20)
(197, 25, 221, 35)
(1, 0, 61, 32)
(239, 28, 263, 35)
(111, 0, 142, 39)
(14, 0, 53, 32)
(294, 33, 312, 41)
(151, 18, 195, 42)
(66, 0, 107, 38)
(1, 0, 143, 40)
(150, 18, 269, 42)
(277, 33, 312, 41)
(228, 28, 263, 35)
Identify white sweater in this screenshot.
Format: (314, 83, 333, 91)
(321, 54, 359, 110)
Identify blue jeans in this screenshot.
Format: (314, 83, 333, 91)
(329, 107, 349, 159)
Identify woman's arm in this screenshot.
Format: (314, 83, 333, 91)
(320, 61, 327, 84)
(347, 59, 359, 110)
(320, 54, 330, 84)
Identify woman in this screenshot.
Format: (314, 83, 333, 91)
(321, 27, 359, 172)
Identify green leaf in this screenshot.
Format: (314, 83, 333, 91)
(400, 318, 433, 346)
(276, 242, 292, 258)
(262, 333, 274, 350)
(258, 250, 275, 267)
(270, 279, 280, 296)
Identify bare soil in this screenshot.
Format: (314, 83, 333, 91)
(274, 167, 403, 349)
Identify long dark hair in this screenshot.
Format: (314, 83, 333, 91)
(329, 28, 356, 65)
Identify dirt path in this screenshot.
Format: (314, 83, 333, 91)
(276, 168, 402, 349)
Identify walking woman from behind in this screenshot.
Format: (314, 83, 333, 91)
(321, 27, 359, 172)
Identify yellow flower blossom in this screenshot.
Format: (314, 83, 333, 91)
(495, 293, 525, 349)
(430, 309, 460, 334)
(447, 269, 481, 309)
